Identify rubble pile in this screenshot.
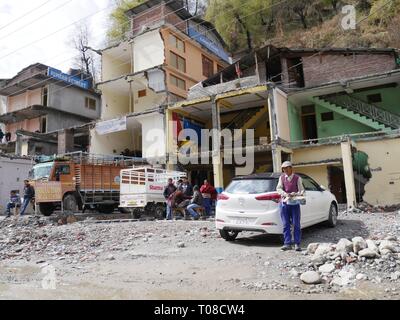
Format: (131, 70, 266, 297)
(357, 202, 400, 214)
(298, 236, 400, 289)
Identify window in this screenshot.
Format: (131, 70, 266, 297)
(367, 93, 382, 103)
(169, 34, 185, 52)
(42, 87, 48, 106)
(85, 97, 96, 110)
(321, 112, 334, 122)
(170, 74, 186, 90)
(302, 177, 320, 191)
(202, 55, 214, 78)
(138, 90, 147, 98)
(170, 51, 186, 73)
(40, 116, 47, 133)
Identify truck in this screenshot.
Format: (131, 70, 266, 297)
(31, 152, 144, 216)
(119, 167, 186, 219)
(0, 155, 34, 214)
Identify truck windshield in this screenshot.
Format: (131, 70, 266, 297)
(32, 162, 54, 180)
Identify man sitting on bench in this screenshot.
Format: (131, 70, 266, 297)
(186, 186, 204, 220)
(5, 191, 21, 218)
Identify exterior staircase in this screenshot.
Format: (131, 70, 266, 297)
(225, 106, 269, 140)
(311, 94, 400, 132)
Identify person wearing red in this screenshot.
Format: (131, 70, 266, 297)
(200, 180, 217, 216)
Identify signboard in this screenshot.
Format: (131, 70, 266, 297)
(35, 182, 63, 203)
(47, 67, 90, 90)
(95, 117, 127, 135)
(188, 26, 230, 63)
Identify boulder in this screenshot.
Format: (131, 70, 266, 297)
(366, 239, 379, 253)
(307, 243, 320, 254)
(314, 243, 334, 256)
(310, 254, 327, 266)
(380, 248, 392, 256)
(319, 263, 336, 274)
(336, 238, 353, 253)
(358, 248, 379, 259)
(379, 240, 396, 253)
(352, 237, 367, 254)
(300, 271, 321, 285)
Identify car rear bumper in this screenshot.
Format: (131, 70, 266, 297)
(215, 208, 283, 235)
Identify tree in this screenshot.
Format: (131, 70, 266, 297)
(107, 0, 143, 44)
(69, 23, 99, 84)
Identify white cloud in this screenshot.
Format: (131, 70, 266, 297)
(0, 0, 113, 79)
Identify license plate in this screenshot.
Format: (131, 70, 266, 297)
(127, 200, 137, 205)
(232, 218, 251, 225)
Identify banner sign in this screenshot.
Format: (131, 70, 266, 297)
(96, 117, 127, 135)
(188, 26, 230, 63)
(48, 67, 90, 90)
(35, 182, 63, 203)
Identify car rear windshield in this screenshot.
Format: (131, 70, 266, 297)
(225, 179, 278, 195)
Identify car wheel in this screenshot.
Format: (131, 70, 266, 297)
(219, 230, 239, 241)
(326, 203, 338, 228)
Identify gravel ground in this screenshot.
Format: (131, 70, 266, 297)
(0, 210, 399, 300)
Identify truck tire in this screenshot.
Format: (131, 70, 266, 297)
(131, 208, 142, 219)
(154, 203, 166, 220)
(39, 203, 55, 216)
(97, 204, 115, 214)
(63, 194, 78, 213)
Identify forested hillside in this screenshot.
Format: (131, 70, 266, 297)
(107, 0, 400, 52)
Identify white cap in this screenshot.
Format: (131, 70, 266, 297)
(281, 161, 293, 168)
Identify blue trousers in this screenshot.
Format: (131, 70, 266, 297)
(166, 205, 173, 220)
(203, 198, 212, 216)
(20, 197, 32, 216)
(280, 203, 301, 245)
(6, 203, 18, 216)
(187, 204, 201, 218)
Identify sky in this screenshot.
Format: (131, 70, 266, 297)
(0, 0, 114, 79)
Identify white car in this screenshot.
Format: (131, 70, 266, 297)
(216, 173, 338, 241)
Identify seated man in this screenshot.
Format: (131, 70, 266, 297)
(186, 186, 204, 220)
(5, 191, 21, 218)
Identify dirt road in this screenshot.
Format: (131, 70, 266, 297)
(0, 211, 399, 300)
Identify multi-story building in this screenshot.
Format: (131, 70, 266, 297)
(0, 63, 101, 155)
(168, 45, 400, 207)
(90, 0, 230, 161)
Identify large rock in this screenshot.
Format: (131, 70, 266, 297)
(319, 263, 336, 274)
(358, 248, 379, 259)
(379, 240, 396, 253)
(336, 238, 353, 253)
(307, 243, 320, 254)
(310, 254, 327, 266)
(352, 237, 367, 254)
(314, 243, 334, 256)
(300, 271, 321, 285)
(366, 239, 379, 253)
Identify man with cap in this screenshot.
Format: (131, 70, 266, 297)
(276, 161, 305, 252)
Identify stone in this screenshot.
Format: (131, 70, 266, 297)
(66, 215, 78, 224)
(177, 242, 185, 248)
(310, 254, 327, 266)
(390, 271, 400, 281)
(352, 237, 367, 254)
(366, 239, 379, 253)
(319, 263, 336, 274)
(385, 236, 397, 241)
(356, 273, 367, 281)
(106, 254, 115, 261)
(330, 277, 351, 287)
(264, 261, 271, 266)
(307, 243, 320, 254)
(300, 271, 321, 285)
(380, 248, 392, 256)
(290, 269, 299, 277)
(379, 240, 396, 253)
(358, 248, 379, 259)
(336, 238, 353, 253)
(314, 243, 334, 257)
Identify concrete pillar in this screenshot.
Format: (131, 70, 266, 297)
(212, 99, 224, 193)
(165, 108, 176, 171)
(272, 143, 282, 173)
(341, 138, 357, 210)
(58, 129, 74, 154)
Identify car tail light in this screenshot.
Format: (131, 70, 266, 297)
(216, 219, 225, 223)
(217, 194, 229, 201)
(255, 193, 281, 203)
(262, 222, 278, 226)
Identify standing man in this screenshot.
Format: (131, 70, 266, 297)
(200, 180, 217, 216)
(276, 161, 305, 252)
(163, 178, 177, 220)
(180, 177, 193, 198)
(20, 180, 35, 216)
